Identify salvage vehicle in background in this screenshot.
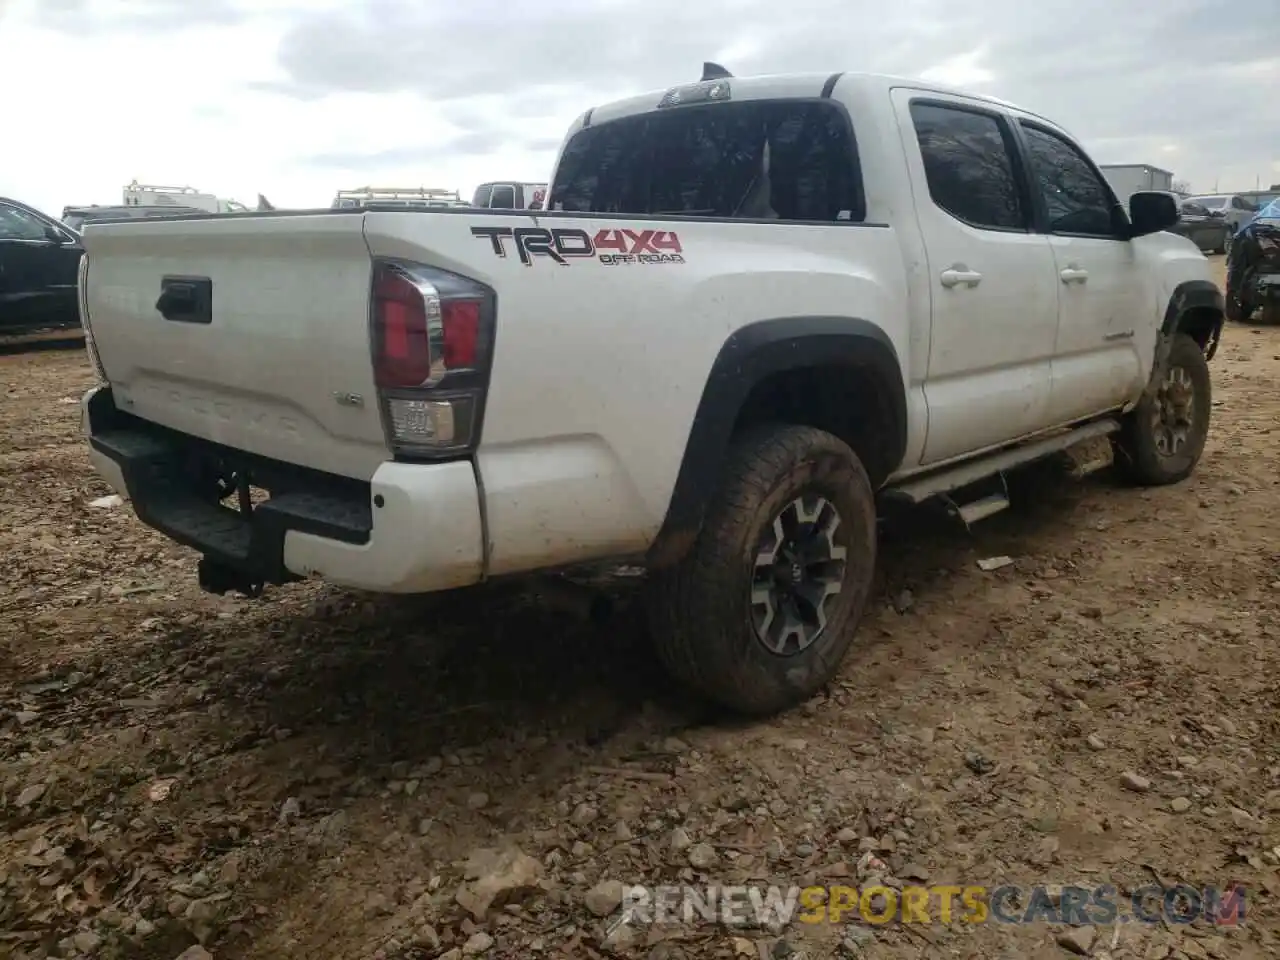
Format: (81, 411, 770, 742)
(0, 197, 82, 334)
(1170, 200, 1230, 254)
(77, 65, 1223, 716)
(1225, 209, 1280, 324)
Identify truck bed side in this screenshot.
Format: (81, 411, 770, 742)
(81, 207, 909, 575)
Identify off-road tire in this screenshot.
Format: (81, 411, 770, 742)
(1112, 332, 1211, 486)
(645, 424, 876, 716)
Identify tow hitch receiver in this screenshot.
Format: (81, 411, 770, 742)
(197, 557, 265, 598)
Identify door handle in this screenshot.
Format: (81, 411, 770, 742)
(940, 267, 982, 288)
(1060, 266, 1089, 283)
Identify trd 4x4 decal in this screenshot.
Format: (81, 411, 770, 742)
(471, 226, 684, 266)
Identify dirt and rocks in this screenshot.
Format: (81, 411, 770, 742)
(2, 260, 1279, 959)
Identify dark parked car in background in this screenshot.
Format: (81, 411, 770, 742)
(0, 197, 83, 334)
(1171, 200, 1230, 254)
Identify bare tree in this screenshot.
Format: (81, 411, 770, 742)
(1171, 179, 1192, 196)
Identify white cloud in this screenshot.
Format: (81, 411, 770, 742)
(919, 49, 995, 89)
(1, 0, 1277, 218)
(0, 0, 564, 214)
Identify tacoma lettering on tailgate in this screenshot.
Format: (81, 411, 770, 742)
(470, 226, 684, 266)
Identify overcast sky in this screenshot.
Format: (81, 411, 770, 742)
(1, 0, 1277, 215)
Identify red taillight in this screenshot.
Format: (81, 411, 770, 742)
(373, 268, 431, 388)
(370, 259, 492, 457)
(373, 268, 485, 388)
(442, 300, 480, 368)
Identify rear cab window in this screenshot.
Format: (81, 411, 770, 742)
(549, 99, 866, 223)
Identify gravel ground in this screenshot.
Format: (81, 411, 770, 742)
(2, 259, 1278, 960)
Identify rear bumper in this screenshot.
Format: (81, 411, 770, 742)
(82, 385, 484, 593)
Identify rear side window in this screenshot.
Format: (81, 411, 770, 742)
(550, 100, 864, 223)
(472, 185, 493, 207)
(910, 102, 1026, 231)
(490, 184, 516, 208)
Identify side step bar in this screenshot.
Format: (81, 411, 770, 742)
(882, 418, 1121, 521)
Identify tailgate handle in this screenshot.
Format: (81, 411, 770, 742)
(156, 276, 212, 324)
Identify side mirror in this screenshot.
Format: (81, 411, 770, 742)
(1127, 192, 1179, 238)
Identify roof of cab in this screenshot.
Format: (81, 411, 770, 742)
(578, 69, 1051, 132)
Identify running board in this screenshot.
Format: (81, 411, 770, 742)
(884, 419, 1122, 507)
(953, 491, 1009, 525)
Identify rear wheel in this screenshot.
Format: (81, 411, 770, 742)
(646, 424, 877, 716)
(1112, 333, 1211, 486)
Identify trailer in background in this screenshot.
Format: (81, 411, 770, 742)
(1099, 164, 1174, 211)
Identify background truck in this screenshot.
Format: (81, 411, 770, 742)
(122, 181, 249, 214)
(77, 66, 1223, 716)
(471, 182, 547, 209)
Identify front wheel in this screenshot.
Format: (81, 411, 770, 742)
(1112, 332, 1212, 486)
(645, 424, 877, 716)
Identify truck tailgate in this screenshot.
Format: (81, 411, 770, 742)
(82, 213, 386, 480)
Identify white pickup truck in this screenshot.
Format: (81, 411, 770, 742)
(78, 66, 1224, 716)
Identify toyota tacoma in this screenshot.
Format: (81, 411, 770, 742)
(78, 65, 1224, 715)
